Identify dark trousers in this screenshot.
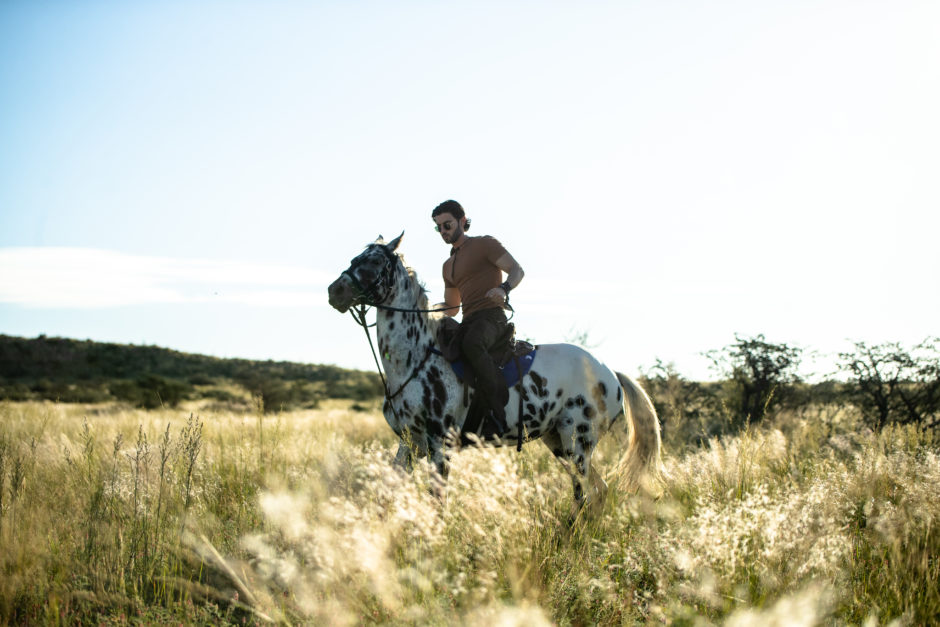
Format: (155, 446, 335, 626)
(460, 307, 509, 425)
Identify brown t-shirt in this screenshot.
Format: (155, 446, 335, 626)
(443, 236, 508, 316)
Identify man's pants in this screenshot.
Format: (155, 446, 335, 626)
(460, 307, 509, 430)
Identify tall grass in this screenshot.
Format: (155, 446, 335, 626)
(0, 398, 936, 624)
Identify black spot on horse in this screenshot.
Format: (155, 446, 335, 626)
(528, 371, 550, 398)
(428, 420, 443, 438)
(583, 406, 596, 419)
(574, 395, 586, 407)
(576, 423, 589, 434)
(552, 448, 563, 457)
(421, 382, 432, 411)
(598, 381, 607, 396)
(530, 370, 545, 389)
(389, 321, 395, 331)
(556, 389, 563, 398)
(617, 387, 622, 402)
(528, 429, 541, 439)
(526, 403, 536, 415)
(430, 370, 447, 407)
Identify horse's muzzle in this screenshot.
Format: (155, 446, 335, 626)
(328, 276, 353, 313)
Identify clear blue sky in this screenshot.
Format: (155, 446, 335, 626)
(1, 1, 938, 380)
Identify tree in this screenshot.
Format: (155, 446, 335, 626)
(838, 338, 940, 430)
(706, 334, 803, 428)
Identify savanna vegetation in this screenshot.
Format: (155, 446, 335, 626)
(0, 334, 937, 624)
(0, 335, 382, 411)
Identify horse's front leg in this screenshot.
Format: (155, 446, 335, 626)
(393, 439, 415, 474)
(426, 431, 450, 503)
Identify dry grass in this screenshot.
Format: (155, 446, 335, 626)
(0, 399, 937, 625)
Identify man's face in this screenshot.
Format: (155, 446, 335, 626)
(433, 213, 464, 245)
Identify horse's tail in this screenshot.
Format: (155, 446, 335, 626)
(614, 371, 664, 495)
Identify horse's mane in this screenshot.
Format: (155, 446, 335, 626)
(396, 253, 444, 337)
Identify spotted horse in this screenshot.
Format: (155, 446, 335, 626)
(327, 234, 663, 513)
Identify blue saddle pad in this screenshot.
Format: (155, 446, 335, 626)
(435, 349, 537, 388)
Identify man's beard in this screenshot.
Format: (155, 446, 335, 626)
(446, 225, 464, 244)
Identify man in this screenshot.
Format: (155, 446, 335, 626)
(431, 199, 524, 437)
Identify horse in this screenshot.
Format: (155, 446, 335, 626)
(327, 233, 662, 513)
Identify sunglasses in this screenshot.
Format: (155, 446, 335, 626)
(434, 220, 456, 233)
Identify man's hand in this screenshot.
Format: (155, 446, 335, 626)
(485, 286, 508, 303)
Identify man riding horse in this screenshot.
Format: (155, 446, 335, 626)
(431, 200, 524, 439)
(327, 228, 662, 511)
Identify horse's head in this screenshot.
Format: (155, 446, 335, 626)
(328, 233, 404, 313)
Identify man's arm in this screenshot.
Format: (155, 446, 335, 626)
(434, 286, 461, 317)
(486, 252, 524, 301)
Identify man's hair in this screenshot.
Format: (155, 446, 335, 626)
(432, 200, 465, 220)
(432, 200, 471, 231)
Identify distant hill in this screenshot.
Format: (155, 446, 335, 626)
(0, 334, 382, 411)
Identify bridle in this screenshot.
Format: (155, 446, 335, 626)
(341, 244, 399, 307)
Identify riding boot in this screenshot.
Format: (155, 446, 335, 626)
(467, 351, 509, 436)
(461, 393, 507, 445)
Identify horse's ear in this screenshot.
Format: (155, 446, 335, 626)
(386, 231, 404, 252)
(375, 234, 386, 245)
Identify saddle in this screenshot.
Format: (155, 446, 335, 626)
(435, 317, 537, 450)
(435, 317, 536, 388)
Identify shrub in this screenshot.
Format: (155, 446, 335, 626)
(838, 338, 940, 430)
(705, 334, 803, 428)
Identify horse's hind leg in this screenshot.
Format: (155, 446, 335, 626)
(542, 429, 597, 516)
(589, 466, 608, 510)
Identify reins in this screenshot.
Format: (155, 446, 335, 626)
(350, 302, 438, 425)
(371, 297, 513, 319)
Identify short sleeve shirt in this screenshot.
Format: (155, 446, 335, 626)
(442, 236, 508, 316)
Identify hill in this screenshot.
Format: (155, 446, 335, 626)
(0, 334, 382, 411)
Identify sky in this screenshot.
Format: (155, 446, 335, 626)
(1, 0, 938, 381)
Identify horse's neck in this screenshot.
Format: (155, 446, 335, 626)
(376, 266, 438, 380)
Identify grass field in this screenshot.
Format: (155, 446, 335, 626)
(0, 398, 937, 625)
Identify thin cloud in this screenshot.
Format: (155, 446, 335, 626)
(0, 247, 330, 309)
